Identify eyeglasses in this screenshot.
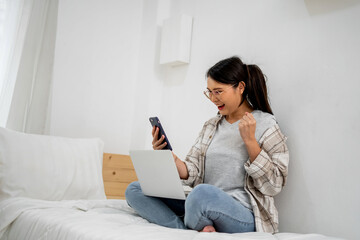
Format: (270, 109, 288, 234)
(203, 84, 237, 100)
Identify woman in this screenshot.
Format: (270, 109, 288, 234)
(125, 56, 289, 233)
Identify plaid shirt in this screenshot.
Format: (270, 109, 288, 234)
(182, 114, 289, 233)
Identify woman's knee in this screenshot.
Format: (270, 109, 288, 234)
(185, 184, 218, 209)
(125, 181, 141, 200)
(189, 184, 218, 198)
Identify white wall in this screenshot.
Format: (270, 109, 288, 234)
(49, 0, 143, 153)
(50, 0, 360, 239)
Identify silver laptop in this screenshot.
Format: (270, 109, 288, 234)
(129, 150, 189, 200)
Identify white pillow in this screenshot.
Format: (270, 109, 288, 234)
(0, 127, 106, 201)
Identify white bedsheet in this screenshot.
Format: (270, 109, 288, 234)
(0, 198, 344, 240)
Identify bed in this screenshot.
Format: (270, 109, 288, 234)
(0, 127, 344, 240)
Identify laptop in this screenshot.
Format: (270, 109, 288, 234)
(129, 150, 190, 200)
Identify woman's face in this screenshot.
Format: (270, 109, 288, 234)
(206, 77, 244, 115)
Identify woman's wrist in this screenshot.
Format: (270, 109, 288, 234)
(174, 155, 189, 179)
(243, 136, 256, 145)
(244, 138, 261, 163)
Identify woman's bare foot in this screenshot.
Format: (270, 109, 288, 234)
(200, 225, 216, 232)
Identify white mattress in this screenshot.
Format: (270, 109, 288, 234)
(0, 198, 343, 240)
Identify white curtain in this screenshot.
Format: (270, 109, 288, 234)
(0, 0, 58, 133)
(0, 0, 30, 127)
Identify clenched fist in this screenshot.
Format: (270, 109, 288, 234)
(238, 112, 256, 143)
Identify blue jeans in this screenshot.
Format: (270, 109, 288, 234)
(125, 182, 255, 233)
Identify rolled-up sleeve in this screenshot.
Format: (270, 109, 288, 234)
(244, 124, 289, 196)
(182, 136, 202, 187)
(181, 115, 222, 188)
(181, 120, 213, 187)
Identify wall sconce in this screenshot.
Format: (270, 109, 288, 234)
(159, 15, 193, 66)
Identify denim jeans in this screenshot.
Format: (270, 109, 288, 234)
(125, 182, 255, 233)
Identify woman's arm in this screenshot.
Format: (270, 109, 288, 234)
(181, 121, 212, 187)
(244, 140, 261, 163)
(244, 125, 289, 196)
(238, 112, 262, 163)
(151, 126, 189, 179)
(172, 152, 189, 180)
(239, 112, 289, 196)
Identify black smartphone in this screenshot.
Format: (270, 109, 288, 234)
(149, 117, 173, 151)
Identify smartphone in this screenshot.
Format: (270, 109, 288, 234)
(149, 117, 173, 151)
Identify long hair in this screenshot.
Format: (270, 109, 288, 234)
(206, 56, 273, 115)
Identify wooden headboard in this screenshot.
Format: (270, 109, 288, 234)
(102, 153, 138, 199)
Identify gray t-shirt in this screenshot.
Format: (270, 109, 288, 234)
(204, 110, 277, 210)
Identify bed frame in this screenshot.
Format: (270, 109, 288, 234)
(102, 153, 137, 199)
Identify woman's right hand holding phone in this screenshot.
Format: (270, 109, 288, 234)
(151, 126, 189, 179)
(152, 126, 167, 150)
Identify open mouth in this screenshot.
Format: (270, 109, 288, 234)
(218, 104, 225, 110)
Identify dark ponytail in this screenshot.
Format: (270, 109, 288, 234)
(206, 56, 273, 115)
(244, 64, 273, 115)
